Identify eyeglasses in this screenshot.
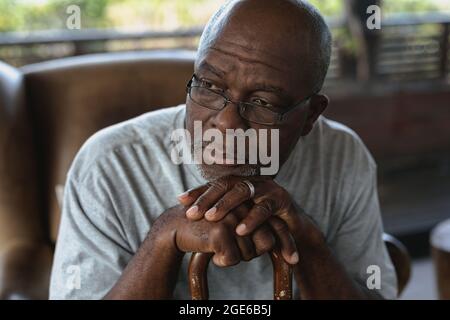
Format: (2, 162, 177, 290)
(186, 74, 316, 126)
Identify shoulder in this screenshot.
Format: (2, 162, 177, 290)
(67, 104, 186, 182)
(308, 116, 376, 171)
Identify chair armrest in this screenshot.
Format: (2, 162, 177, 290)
(0, 240, 53, 300)
(383, 233, 411, 296)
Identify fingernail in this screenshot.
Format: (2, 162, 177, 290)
(186, 205, 199, 218)
(290, 252, 299, 264)
(236, 224, 247, 235)
(205, 207, 217, 219)
(177, 192, 189, 200)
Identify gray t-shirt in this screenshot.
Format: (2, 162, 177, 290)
(49, 104, 397, 299)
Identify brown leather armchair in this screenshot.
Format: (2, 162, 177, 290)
(0, 51, 195, 299)
(0, 50, 410, 299)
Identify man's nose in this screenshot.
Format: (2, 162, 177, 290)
(211, 101, 248, 132)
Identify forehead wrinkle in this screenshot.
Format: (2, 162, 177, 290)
(196, 59, 291, 101)
(209, 46, 285, 74)
(217, 39, 290, 64)
(197, 60, 226, 78)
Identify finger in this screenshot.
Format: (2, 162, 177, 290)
(227, 207, 257, 261)
(235, 235, 256, 261)
(235, 200, 274, 236)
(211, 225, 241, 267)
(232, 201, 253, 216)
(268, 217, 299, 265)
(204, 181, 254, 222)
(185, 181, 231, 220)
(231, 205, 273, 258)
(252, 224, 276, 256)
(177, 184, 209, 206)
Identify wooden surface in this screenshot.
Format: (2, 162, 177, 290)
(188, 249, 292, 300)
(431, 219, 450, 299)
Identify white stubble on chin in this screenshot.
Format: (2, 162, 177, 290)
(196, 163, 259, 181)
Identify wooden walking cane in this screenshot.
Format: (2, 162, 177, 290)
(188, 248, 293, 300)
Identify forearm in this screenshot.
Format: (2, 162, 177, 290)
(287, 204, 378, 300)
(104, 209, 184, 299)
(292, 240, 375, 299)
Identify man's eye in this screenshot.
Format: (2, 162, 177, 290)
(199, 79, 222, 91)
(251, 97, 273, 107)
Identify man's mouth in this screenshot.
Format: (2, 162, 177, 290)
(202, 149, 245, 166)
(194, 141, 249, 166)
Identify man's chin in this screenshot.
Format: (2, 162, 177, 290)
(197, 163, 259, 181)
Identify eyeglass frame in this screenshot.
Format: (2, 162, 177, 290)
(186, 73, 318, 126)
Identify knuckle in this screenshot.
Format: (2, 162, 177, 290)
(255, 238, 274, 254)
(215, 198, 227, 209)
(253, 231, 275, 253)
(194, 195, 208, 208)
(270, 218, 288, 233)
(205, 181, 227, 196)
(210, 223, 229, 240)
(235, 181, 251, 195)
(266, 198, 277, 210)
(254, 225, 276, 250)
(255, 203, 272, 218)
(214, 177, 230, 191)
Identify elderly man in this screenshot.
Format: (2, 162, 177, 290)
(50, 0, 397, 299)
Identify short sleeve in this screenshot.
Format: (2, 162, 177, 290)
(329, 148, 398, 299)
(49, 172, 133, 300)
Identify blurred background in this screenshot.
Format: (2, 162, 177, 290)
(0, 0, 449, 300)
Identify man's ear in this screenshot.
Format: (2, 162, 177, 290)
(300, 94, 329, 136)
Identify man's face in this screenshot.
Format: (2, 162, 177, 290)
(185, 8, 325, 181)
